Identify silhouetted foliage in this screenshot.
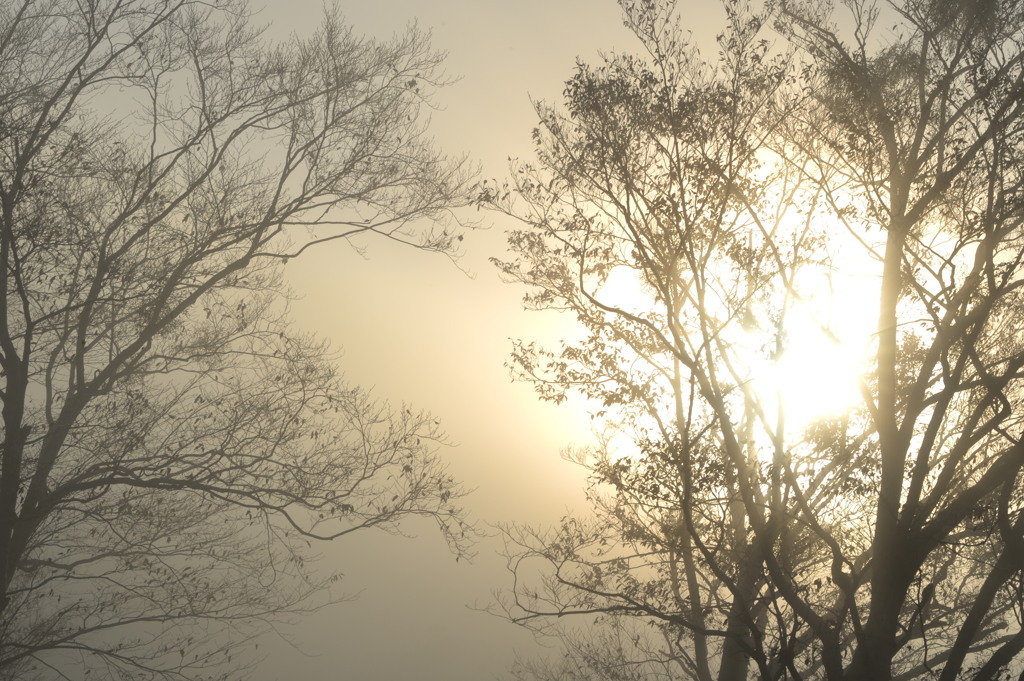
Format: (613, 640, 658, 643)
(488, 1, 1024, 680)
(0, 0, 475, 678)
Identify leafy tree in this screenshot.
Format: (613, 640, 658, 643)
(487, 1, 1024, 680)
(0, 0, 475, 678)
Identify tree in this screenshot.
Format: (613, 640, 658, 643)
(487, 1, 1024, 680)
(0, 0, 475, 678)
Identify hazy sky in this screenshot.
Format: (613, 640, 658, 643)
(250, 2, 722, 679)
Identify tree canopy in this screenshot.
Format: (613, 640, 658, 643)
(488, 1, 1024, 679)
(0, 0, 475, 678)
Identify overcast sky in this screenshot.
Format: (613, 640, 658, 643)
(249, 2, 723, 679)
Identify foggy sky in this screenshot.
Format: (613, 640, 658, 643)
(251, 2, 720, 679)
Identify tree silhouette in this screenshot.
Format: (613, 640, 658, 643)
(0, 0, 474, 678)
(488, 1, 1024, 680)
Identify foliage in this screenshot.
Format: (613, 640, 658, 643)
(0, 0, 475, 678)
(488, 1, 1024, 680)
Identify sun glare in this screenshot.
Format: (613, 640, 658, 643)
(754, 307, 868, 430)
(751, 253, 880, 433)
(596, 266, 655, 315)
(596, 250, 880, 437)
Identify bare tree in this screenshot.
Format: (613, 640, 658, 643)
(0, 0, 475, 678)
(487, 1, 1024, 680)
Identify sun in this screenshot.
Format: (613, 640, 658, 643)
(753, 307, 870, 431)
(749, 258, 880, 434)
(592, 254, 879, 438)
